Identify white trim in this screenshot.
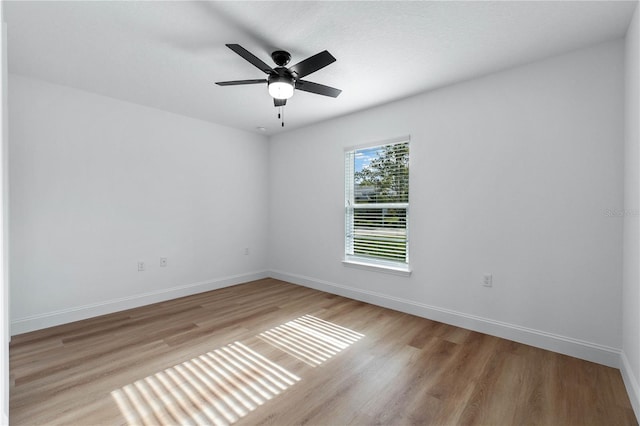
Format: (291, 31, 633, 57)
(621, 351, 640, 420)
(10, 270, 269, 335)
(1, 412, 7, 426)
(269, 269, 621, 368)
(342, 259, 411, 276)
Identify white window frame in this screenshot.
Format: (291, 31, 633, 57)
(343, 136, 411, 276)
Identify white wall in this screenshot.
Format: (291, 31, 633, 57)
(269, 40, 625, 367)
(1, 3, 9, 424)
(622, 3, 640, 419)
(9, 75, 269, 334)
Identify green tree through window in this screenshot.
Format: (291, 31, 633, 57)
(354, 143, 409, 204)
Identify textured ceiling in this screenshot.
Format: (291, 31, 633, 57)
(4, 1, 637, 135)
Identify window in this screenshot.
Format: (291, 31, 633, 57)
(344, 137, 410, 274)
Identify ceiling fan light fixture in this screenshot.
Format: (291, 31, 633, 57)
(268, 76, 294, 100)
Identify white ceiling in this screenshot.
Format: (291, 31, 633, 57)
(5, 1, 637, 135)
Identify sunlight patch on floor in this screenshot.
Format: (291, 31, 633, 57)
(111, 342, 300, 426)
(257, 315, 364, 366)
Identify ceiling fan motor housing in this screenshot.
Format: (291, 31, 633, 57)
(269, 67, 295, 85)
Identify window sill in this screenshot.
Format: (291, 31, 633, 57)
(342, 259, 412, 276)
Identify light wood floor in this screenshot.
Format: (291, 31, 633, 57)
(10, 278, 638, 425)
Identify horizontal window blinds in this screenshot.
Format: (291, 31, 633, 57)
(345, 140, 409, 265)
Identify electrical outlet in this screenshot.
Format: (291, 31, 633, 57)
(138, 261, 145, 272)
(244, 248, 250, 255)
(483, 274, 493, 287)
(160, 257, 168, 267)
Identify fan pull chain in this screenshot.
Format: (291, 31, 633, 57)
(275, 106, 285, 127)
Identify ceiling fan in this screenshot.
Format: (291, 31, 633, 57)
(215, 44, 342, 109)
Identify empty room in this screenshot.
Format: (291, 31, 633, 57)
(1, 0, 639, 425)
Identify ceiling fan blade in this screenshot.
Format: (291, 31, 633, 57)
(289, 50, 336, 78)
(226, 44, 274, 74)
(295, 80, 342, 98)
(216, 79, 267, 86)
(274, 98, 287, 107)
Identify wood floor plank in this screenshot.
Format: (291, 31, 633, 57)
(9, 278, 638, 425)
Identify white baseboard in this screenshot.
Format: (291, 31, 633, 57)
(9, 268, 625, 370)
(10, 270, 270, 335)
(621, 351, 640, 420)
(269, 270, 621, 368)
